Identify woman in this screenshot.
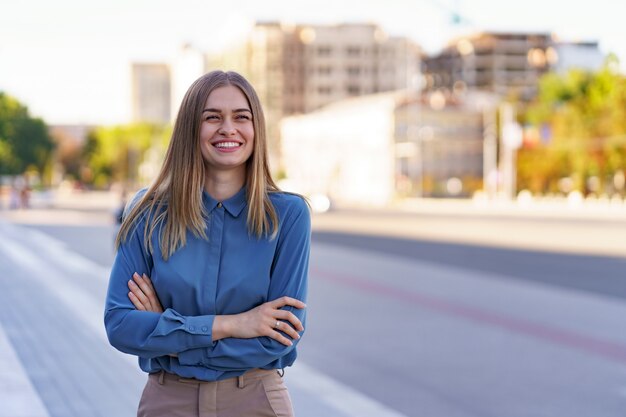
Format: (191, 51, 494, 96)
(104, 70, 310, 417)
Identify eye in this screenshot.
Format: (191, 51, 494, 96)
(235, 114, 251, 121)
(204, 114, 220, 121)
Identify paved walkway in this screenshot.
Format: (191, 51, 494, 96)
(0, 218, 406, 417)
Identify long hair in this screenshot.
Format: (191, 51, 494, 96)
(116, 70, 280, 260)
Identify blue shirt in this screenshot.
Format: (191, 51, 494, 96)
(104, 186, 310, 381)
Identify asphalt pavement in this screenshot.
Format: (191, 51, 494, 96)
(2, 193, 626, 416)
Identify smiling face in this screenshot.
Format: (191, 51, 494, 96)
(199, 84, 255, 174)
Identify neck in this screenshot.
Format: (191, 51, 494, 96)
(204, 167, 246, 201)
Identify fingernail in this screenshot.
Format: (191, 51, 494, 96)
(133, 272, 139, 277)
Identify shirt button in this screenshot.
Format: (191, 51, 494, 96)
(189, 325, 196, 331)
(217, 202, 223, 208)
(201, 326, 208, 332)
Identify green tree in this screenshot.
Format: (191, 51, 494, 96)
(0, 92, 55, 177)
(518, 56, 626, 195)
(82, 123, 171, 188)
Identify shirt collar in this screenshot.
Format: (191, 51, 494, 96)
(202, 186, 247, 217)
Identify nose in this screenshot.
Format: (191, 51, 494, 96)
(219, 119, 236, 136)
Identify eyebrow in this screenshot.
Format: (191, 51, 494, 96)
(202, 108, 252, 113)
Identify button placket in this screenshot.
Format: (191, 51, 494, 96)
(205, 203, 225, 316)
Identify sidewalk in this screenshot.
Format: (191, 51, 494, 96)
(0, 218, 406, 417)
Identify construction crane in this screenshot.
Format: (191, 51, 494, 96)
(420, 0, 471, 27)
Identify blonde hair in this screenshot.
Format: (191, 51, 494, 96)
(116, 70, 279, 260)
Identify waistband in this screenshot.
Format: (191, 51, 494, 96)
(149, 368, 280, 389)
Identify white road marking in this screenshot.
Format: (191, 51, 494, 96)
(0, 323, 50, 417)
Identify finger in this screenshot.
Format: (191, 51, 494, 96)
(133, 273, 156, 298)
(136, 273, 159, 306)
(274, 320, 301, 340)
(142, 274, 154, 286)
(269, 330, 293, 347)
(141, 274, 163, 313)
(128, 279, 153, 310)
(137, 274, 154, 297)
(271, 296, 306, 309)
(132, 273, 156, 309)
(128, 292, 146, 310)
(275, 310, 304, 332)
(137, 274, 162, 312)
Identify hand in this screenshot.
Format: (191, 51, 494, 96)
(219, 297, 306, 347)
(128, 272, 163, 313)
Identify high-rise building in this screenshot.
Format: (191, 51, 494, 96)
(423, 32, 556, 101)
(299, 23, 421, 112)
(131, 63, 171, 123)
(243, 22, 421, 114)
(208, 22, 422, 166)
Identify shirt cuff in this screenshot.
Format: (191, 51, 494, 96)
(185, 315, 215, 336)
(152, 309, 215, 338)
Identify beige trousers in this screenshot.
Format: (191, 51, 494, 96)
(137, 368, 294, 417)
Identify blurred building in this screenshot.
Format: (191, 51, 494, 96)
(296, 23, 421, 112)
(423, 32, 556, 101)
(395, 91, 499, 198)
(208, 21, 422, 168)
(281, 89, 497, 205)
(281, 92, 400, 207)
(242, 22, 305, 162)
(171, 44, 207, 122)
(233, 22, 422, 114)
(551, 41, 605, 74)
(131, 63, 171, 123)
(423, 32, 606, 101)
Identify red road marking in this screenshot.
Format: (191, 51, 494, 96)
(312, 266, 626, 364)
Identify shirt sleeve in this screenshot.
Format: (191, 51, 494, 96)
(176, 196, 310, 370)
(104, 204, 216, 359)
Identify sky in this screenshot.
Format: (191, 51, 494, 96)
(1, 0, 624, 125)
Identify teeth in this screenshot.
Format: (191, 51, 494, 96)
(214, 142, 241, 148)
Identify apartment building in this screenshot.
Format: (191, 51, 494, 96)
(423, 32, 556, 100)
(299, 23, 420, 112)
(131, 63, 171, 123)
(423, 32, 606, 102)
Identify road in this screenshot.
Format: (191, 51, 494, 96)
(1, 204, 626, 417)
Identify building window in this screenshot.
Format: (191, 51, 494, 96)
(346, 46, 361, 56)
(346, 85, 360, 95)
(318, 66, 332, 75)
(318, 86, 332, 95)
(346, 67, 361, 76)
(318, 46, 332, 56)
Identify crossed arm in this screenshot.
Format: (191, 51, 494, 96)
(127, 272, 304, 347)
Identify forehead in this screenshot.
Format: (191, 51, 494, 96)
(204, 85, 250, 109)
